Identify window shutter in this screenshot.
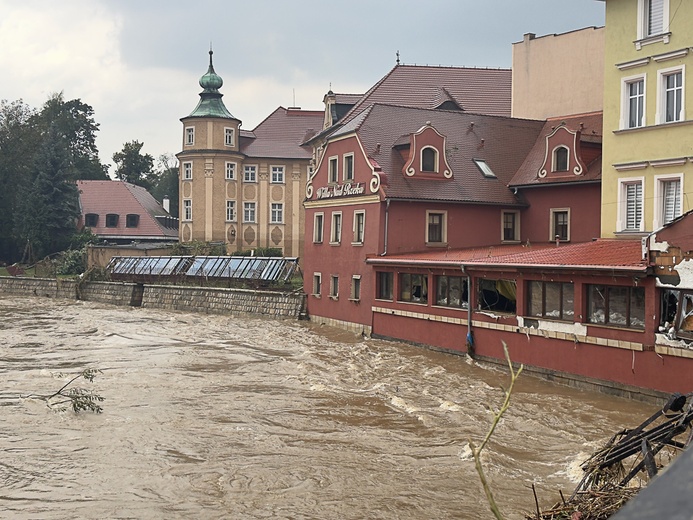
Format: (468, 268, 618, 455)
(626, 183, 642, 230)
(663, 179, 681, 224)
(648, 0, 664, 36)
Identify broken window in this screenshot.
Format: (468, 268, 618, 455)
(399, 273, 428, 304)
(435, 275, 468, 309)
(587, 284, 645, 330)
(527, 281, 574, 321)
(478, 278, 516, 313)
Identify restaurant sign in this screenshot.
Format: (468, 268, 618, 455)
(316, 182, 366, 199)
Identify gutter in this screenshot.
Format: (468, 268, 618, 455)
(381, 199, 390, 256)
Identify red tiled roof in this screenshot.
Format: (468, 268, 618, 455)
(367, 239, 648, 273)
(509, 112, 603, 187)
(342, 65, 512, 124)
(77, 180, 178, 240)
(337, 103, 544, 205)
(241, 107, 323, 159)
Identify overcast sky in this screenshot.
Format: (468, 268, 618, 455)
(0, 0, 604, 173)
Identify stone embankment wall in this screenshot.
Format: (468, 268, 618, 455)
(0, 277, 305, 319)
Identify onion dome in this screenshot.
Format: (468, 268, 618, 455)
(187, 49, 236, 119)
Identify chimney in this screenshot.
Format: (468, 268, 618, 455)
(163, 195, 170, 213)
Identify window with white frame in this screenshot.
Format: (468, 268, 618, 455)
(657, 67, 684, 124)
(553, 146, 569, 172)
(271, 203, 283, 224)
(550, 209, 570, 241)
(226, 200, 236, 222)
(224, 127, 234, 146)
(244, 202, 256, 223)
(350, 275, 361, 301)
(244, 165, 257, 182)
(343, 154, 354, 181)
(313, 213, 324, 243)
(183, 199, 192, 221)
(426, 210, 446, 245)
(353, 210, 365, 244)
(638, 0, 668, 40)
(182, 161, 192, 180)
(185, 127, 194, 146)
(328, 156, 338, 183)
(225, 162, 236, 180)
(271, 166, 284, 183)
(313, 273, 321, 296)
(330, 275, 339, 299)
(622, 75, 646, 129)
(654, 175, 682, 229)
(502, 210, 520, 241)
(421, 147, 438, 172)
(618, 179, 644, 232)
(330, 212, 342, 244)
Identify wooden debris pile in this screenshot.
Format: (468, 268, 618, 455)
(526, 393, 693, 520)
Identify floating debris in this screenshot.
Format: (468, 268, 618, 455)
(527, 393, 693, 520)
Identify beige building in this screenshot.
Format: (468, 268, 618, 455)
(177, 51, 323, 259)
(512, 26, 605, 119)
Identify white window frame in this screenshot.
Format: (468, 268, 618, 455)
(244, 165, 257, 183)
(243, 202, 256, 223)
(330, 275, 339, 299)
(621, 74, 647, 129)
(185, 127, 195, 146)
(330, 211, 342, 245)
(270, 203, 284, 224)
(550, 208, 571, 242)
(501, 210, 521, 242)
(182, 161, 192, 180)
(313, 273, 322, 297)
(653, 173, 683, 229)
(350, 275, 361, 302)
(343, 153, 354, 181)
(328, 156, 339, 184)
(271, 165, 285, 184)
(352, 210, 365, 245)
(617, 177, 645, 232)
(313, 212, 324, 243)
(226, 200, 236, 222)
(656, 65, 685, 124)
(425, 210, 447, 245)
(225, 161, 236, 180)
(183, 199, 192, 221)
(421, 146, 439, 173)
(637, 0, 669, 43)
(224, 127, 235, 147)
(552, 146, 569, 172)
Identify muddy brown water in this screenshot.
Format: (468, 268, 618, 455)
(0, 297, 657, 519)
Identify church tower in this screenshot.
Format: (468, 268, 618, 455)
(177, 50, 242, 246)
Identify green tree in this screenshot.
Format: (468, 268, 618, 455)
(34, 93, 109, 180)
(0, 99, 38, 261)
(150, 153, 179, 218)
(112, 140, 154, 189)
(14, 125, 80, 259)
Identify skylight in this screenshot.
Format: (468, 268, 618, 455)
(473, 159, 497, 178)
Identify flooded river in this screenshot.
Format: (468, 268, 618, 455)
(0, 297, 656, 519)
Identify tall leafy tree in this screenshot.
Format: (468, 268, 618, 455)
(112, 140, 154, 189)
(150, 154, 179, 218)
(0, 100, 39, 260)
(34, 93, 109, 180)
(14, 125, 80, 260)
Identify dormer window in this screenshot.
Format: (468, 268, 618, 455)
(84, 213, 99, 227)
(126, 214, 140, 228)
(421, 147, 438, 172)
(106, 214, 119, 228)
(553, 146, 569, 172)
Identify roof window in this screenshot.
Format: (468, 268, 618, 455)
(473, 159, 496, 178)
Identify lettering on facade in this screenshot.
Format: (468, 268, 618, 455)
(316, 182, 366, 199)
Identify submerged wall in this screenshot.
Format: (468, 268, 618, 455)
(0, 277, 305, 319)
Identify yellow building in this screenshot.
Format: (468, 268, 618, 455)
(601, 0, 693, 237)
(177, 51, 322, 258)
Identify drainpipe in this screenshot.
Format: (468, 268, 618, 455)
(381, 199, 391, 256)
(465, 266, 475, 358)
